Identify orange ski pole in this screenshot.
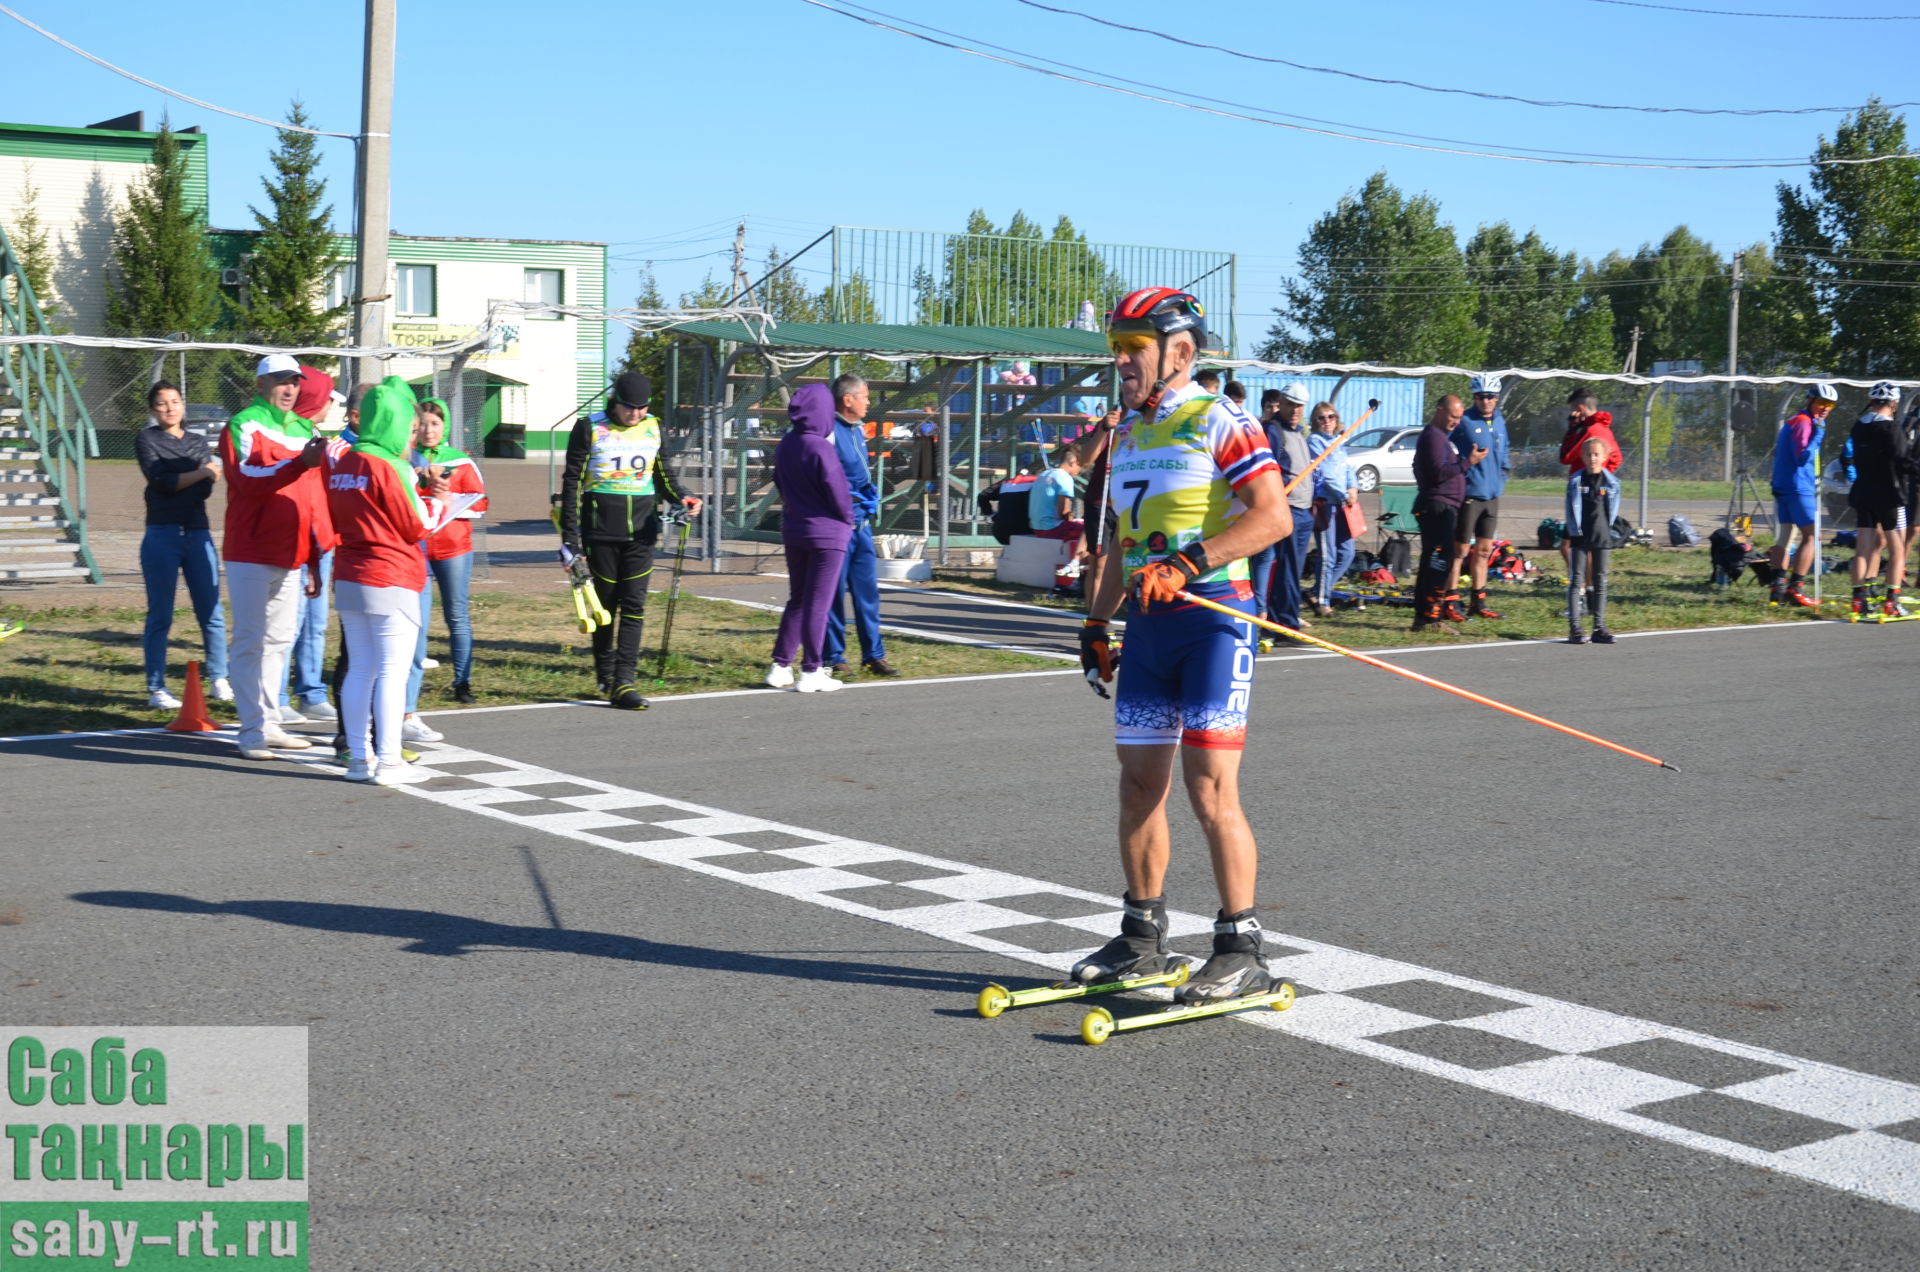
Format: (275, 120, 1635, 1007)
(1176, 590, 1677, 771)
(1281, 397, 1380, 499)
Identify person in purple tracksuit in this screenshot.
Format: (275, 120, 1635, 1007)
(766, 383, 854, 693)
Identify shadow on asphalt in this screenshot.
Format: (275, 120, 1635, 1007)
(12, 733, 342, 779)
(70, 890, 991, 994)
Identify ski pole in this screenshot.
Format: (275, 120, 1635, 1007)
(1282, 398, 1380, 499)
(1174, 588, 1677, 771)
(653, 509, 694, 682)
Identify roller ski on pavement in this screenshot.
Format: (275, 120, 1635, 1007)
(1080, 907, 1297, 1045)
(977, 893, 1189, 1017)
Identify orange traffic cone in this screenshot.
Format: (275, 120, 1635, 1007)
(165, 660, 221, 733)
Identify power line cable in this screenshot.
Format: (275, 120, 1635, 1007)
(1580, 0, 1920, 18)
(0, 3, 361, 138)
(1014, 0, 1919, 114)
(801, 0, 1918, 169)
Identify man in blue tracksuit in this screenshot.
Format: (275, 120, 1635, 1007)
(1448, 373, 1513, 619)
(822, 374, 899, 677)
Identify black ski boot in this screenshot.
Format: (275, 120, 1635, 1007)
(1071, 895, 1173, 983)
(1176, 908, 1272, 1003)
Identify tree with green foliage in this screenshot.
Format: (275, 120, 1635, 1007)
(1262, 172, 1484, 368)
(1465, 223, 1614, 372)
(107, 122, 222, 338)
(4, 163, 63, 331)
(1593, 226, 1727, 370)
(1775, 99, 1920, 377)
(243, 102, 346, 350)
(617, 263, 673, 390)
(916, 210, 1124, 327)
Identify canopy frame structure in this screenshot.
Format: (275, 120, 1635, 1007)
(663, 321, 1117, 568)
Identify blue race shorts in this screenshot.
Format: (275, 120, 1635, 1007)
(1775, 493, 1816, 527)
(1114, 595, 1257, 750)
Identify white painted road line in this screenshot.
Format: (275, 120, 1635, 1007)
(278, 738, 1920, 1217)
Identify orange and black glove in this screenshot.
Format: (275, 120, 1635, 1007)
(1129, 543, 1211, 609)
(1079, 618, 1115, 698)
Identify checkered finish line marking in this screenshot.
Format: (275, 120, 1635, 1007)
(342, 742, 1920, 1214)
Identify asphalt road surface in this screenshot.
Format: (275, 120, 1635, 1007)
(3, 619, 1917, 1269)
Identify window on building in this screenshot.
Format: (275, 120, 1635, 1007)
(396, 264, 436, 317)
(524, 268, 563, 317)
(325, 264, 357, 313)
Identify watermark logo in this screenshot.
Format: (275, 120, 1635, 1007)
(3, 1028, 306, 1268)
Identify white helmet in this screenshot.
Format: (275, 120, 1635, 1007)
(1808, 381, 1840, 403)
(1869, 380, 1901, 402)
(1277, 382, 1311, 406)
(1470, 373, 1502, 396)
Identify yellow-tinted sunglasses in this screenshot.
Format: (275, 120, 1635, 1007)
(1106, 332, 1157, 355)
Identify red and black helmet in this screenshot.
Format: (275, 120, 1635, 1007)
(1106, 287, 1206, 341)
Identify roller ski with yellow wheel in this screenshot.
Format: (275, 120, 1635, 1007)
(0, 619, 23, 643)
(975, 960, 1189, 1019)
(1080, 977, 1296, 1046)
(561, 548, 612, 634)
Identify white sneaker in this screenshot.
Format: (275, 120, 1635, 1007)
(147, 689, 183, 710)
(276, 704, 308, 725)
(237, 746, 278, 761)
(420, 657, 441, 669)
(300, 700, 339, 721)
(262, 728, 313, 751)
(343, 758, 374, 782)
(401, 715, 444, 743)
(373, 761, 431, 786)
(209, 677, 234, 703)
(765, 663, 795, 689)
(795, 668, 842, 693)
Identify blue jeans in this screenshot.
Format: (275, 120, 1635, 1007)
(140, 524, 228, 691)
(426, 551, 474, 684)
(1246, 544, 1276, 619)
(824, 521, 885, 665)
(1267, 508, 1313, 627)
(1314, 517, 1357, 608)
(280, 549, 332, 706)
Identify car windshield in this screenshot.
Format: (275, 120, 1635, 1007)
(1348, 429, 1394, 451)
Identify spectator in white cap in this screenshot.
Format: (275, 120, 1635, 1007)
(1258, 382, 1315, 641)
(217, 354, 336, 760)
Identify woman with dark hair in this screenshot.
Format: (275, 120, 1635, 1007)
(412, 398, 486, 703)
(134, 380, 231, 709)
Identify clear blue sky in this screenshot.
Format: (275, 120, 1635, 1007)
(5, 0, 1914, 355)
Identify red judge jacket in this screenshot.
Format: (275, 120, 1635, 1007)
(220, 397, 335, 569)
(414, 444, 487, 560)
(325, 442, 451, 592)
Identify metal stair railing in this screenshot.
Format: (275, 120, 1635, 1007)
(0, 219, 100, 583)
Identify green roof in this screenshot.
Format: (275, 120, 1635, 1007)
(669, 321, 1110, 361)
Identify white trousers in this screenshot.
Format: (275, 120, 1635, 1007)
(338, 602, 421, 766)
(226, 561, 301, 750)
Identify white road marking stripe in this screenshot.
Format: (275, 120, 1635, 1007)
(305, 738, 1920, 1216)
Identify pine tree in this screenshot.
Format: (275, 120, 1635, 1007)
(5, 163, 63, 330)
(106, 122, 222, 338)
(244, 102, 346, 350)
(618, 263, 673, 389)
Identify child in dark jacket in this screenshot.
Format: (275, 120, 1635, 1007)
(1564, 438, 1622, 644)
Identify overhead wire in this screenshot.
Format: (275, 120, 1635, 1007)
(816, 0, 1829, 163)
(1580, 0, 1920, 18)
(800, 0, 1920, 170)
(1013, 0, 1918, 115)
(0, 3, 361, 138)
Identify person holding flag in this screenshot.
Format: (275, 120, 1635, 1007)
(1075, 288, 1291, 1005)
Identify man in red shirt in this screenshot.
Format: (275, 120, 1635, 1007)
(220, 354, 334, 760)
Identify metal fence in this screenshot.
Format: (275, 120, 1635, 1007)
(811, 226, 1237, 351)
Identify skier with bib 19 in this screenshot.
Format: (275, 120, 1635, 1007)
(1075, 288, 1293, 1004)
(559, 373, 703, 709)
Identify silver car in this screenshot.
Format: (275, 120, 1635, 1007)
(1343, 426, 1421, 492)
